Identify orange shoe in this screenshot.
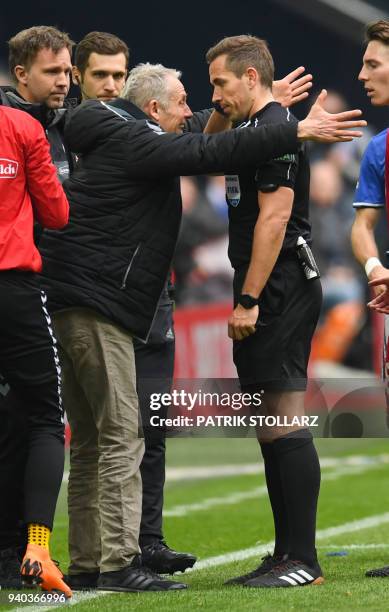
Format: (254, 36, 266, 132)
(21, 544, 72, 598)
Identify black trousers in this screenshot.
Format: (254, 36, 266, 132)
(135, 301, 175, 545)
(0, 272, 64, 546)
(0, 387, 27, 548)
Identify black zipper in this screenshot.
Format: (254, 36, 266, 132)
(120, 243, 141, 290)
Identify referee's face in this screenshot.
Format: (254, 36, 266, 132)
(359, 40, 389, 106)
(209, 54, 253, 121)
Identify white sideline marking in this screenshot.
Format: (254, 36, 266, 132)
(164, 456, 389, 517)
(190, 512, 389, 572)
(62, 453, 389, 484)
(21, 456, 389, 611)
(320, 544, 389, 549)
(164, 486, 268, 517)
(18, 512, 389, 612)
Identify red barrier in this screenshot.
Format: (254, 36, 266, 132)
(174, 302, 235, 378)
(371, 307, 384, 377)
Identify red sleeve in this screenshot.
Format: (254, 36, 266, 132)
(25, 119, 69, 229)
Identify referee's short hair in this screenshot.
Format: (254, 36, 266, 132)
(206, 35, 274, 89)
(365, 19, 389, 46)
(121, 63, 181, 110)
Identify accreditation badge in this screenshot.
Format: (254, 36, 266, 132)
(225, 174, 241, 207)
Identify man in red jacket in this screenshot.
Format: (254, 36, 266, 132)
(0, 26, 74, 590)
(0, 105, 71, 598)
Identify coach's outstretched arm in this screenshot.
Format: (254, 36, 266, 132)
(133, 88, 365, 178)
(297, 89, 365, 142)
(204, 86, 364, 138)
(65, 96, 365, 180)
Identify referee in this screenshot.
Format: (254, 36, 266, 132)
(206, 35, 323, 588)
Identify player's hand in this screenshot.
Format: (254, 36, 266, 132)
(228, 304, 258, 341)
(368, 265, 389, 297)
(297, 89, 366, 142)
(368, 271, 389, 313)
(273, 66, 313, 108)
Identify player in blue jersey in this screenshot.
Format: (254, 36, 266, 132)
(351, 21, 389, 293)
(351, 19, 389, 578)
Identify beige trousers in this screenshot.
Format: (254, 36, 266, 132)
(53, 307, 144, 574)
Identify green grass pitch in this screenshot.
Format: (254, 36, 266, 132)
(2, 437, 389, 611)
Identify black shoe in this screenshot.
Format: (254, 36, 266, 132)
(63, 571, 99, 590)
(366, 565, 389, 577)
(0, 547, 23, 589)
(244, 559, 324, 588)
(97, 555, 187, 592)
(225, 553, 286, 585)
(141, 540, 196, 574)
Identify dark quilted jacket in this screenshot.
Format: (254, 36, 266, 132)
(39, 97, 298, 341)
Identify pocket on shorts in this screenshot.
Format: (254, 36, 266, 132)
(258, 266, 287, 318)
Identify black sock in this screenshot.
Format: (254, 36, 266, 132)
(139, 535, 162, 548)
(259, 442, 289, 557)
(273, 429, 321, 567)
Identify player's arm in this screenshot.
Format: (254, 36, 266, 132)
(351, 207, 385, 282)
(228, 187, 293, 340)
(351, 132, 387, 309)
(351, 208, 389, 310)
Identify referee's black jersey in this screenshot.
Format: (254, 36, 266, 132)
(226, 101, 311, 269)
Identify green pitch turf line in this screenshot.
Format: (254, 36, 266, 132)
(164, 454, 389, 517)
(12, 511, 389, 612)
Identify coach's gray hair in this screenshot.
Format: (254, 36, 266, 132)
(121, 62, 182, 109)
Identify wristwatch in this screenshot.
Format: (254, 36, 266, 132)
(238, 294, 258, 309)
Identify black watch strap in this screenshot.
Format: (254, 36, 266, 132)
(238, 294, 258, 309)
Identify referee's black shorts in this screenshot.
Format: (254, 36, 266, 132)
(233, 256, 322, 391)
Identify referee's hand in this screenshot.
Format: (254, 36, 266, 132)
(228, 304, 258, 341)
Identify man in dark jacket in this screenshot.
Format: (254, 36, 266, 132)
(0, 25, 74, 589)
(38, 65, 365, 593)
(71, 32, 197, 576)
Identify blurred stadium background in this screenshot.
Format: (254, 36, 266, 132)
(1, 1, 389, 609)
(2, 0, 386, 379)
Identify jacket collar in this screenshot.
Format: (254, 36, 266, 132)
(109, 97, 152, 122)
(0, 85, 64, 129)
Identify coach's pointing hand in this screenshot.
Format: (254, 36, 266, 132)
(228, 304, 258, 341)
(297, 89, 367, 143)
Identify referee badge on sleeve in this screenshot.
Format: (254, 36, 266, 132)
(226, 175, 241, 207)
